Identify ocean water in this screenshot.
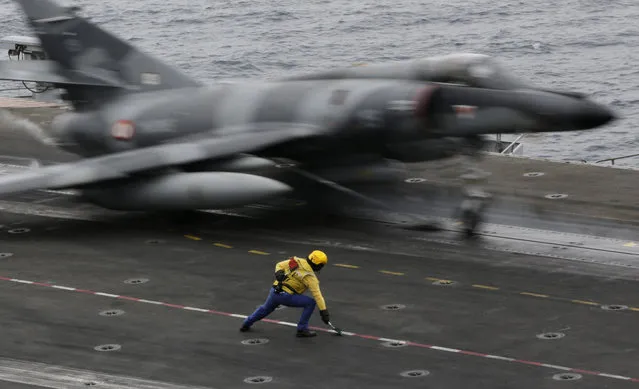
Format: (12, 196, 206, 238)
(1, 0, 638, 166)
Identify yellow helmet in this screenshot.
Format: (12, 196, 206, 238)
(308, 250, 328, 266)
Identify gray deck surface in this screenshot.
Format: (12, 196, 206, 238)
(0, 106, 637, 388)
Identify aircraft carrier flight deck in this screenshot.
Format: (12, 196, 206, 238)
(0, 102, 638, 388)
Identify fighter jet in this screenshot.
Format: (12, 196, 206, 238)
(280, 52, 607, 165)
(281, 53, 616, 233)
(280, 52, 602, 158)
(0, 0, 615, 234)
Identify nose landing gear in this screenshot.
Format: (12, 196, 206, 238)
(456, 140, 492, 238)
(459, 185, 491, 238)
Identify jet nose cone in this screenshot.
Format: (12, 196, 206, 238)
(576, 101, 616, 129)
(536, 91, 617, 131)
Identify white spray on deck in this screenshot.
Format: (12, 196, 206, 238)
(0, 108, 57, 146)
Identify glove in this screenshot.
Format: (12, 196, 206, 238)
(274, 270, 286, 292)
(320, 309, 330, 324)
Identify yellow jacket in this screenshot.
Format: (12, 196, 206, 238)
(272, 256, 327, 310)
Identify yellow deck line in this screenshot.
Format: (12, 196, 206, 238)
(472, 284, 499, 290)
(335, 264, 360, 269)
(571, 299, 599, 306)
(214, 243, 233, 249)
(520, 292, 549, 298)
(379, 270, 404, 276)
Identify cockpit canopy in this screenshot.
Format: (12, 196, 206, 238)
(410, 53, 531, 90)
(283, 52, 537, 92)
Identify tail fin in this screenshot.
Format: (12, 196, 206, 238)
(11, 0, 201, 107)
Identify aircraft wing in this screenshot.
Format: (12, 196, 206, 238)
(0, 122, 322, 196)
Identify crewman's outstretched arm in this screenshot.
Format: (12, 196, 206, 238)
(304, 276, 326, 310)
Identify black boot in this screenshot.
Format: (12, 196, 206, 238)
(240, 325, 250, 332)
(296, 329, 317, 337)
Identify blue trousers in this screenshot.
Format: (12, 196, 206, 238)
(243, 288, 316, 331)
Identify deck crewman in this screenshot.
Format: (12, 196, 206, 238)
(240, 250, 330, 337)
